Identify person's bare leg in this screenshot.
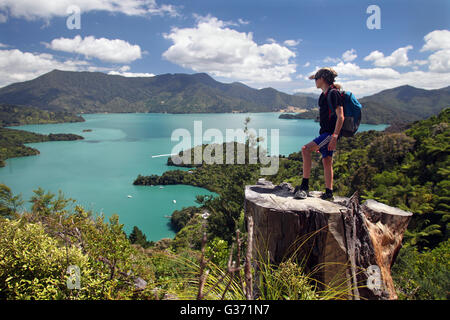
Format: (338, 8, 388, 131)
(322, 156, 333, 190)
(301, 141, 319, 178)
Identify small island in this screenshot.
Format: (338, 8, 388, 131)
(279, 109, 319, 121)
(82, 129, 93, 132)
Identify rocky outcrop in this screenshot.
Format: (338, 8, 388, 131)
(244, 179, 412, 300)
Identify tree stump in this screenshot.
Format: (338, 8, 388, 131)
(244, 178, 412, 300)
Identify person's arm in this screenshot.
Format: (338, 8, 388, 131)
(328, 106, 343, 151)
(333, 105, 344, 137)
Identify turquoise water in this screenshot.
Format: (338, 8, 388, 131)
(0, 113, 387, 240)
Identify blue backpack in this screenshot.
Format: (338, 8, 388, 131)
(326, 88, 362, 137)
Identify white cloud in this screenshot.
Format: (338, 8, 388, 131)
(364, 45, 413, 67)
(147, 3, 180, 17)
(0, 48, 93, 87)
(337, 70, 450, 97)
(427, 49, 450, 73)
(45, 35, 142, 63)
(420, 30, 450, 73)
(0, 0, 180, 21)
(108, 65, 155, 77)
(162, 15, 297, 83)
(303, 62, 310, 67)
(300, 58, 450, 97)
(238, 18, 250, 25)
(413, 59, 428, 66)
(294, 68, 450, 97)
(283, 39, 300, 47)
(421, 29, 450, 52)
(331, 62, 401, 79)
(0, 48, 153, 87)
(342, 49, 357, 62)
(323, 56, 340, 63)
(323, 49, 358, 65)
(192, 13, 238, 27)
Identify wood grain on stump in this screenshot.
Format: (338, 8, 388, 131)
(244, 178, 412, 300)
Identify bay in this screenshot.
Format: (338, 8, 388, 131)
(0, 112, 387, 241)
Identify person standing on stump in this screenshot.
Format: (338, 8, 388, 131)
(294, 67, 344, 201)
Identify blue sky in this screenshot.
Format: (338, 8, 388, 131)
(0, 0, 449, 96)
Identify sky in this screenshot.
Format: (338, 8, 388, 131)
(0, 0, 449, 97)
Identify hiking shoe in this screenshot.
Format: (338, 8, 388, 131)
(320, 192, 334, 201)
(293, 186, 309, 199)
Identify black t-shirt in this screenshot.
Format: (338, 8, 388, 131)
(318, 87, 343, 135)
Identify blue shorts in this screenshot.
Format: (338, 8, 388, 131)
(313, 132, 334, 159)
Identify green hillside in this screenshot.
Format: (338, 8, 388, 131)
(0, 104, 84, 127)
(0, 70, 317, 114)
(360, 85, 450, 124)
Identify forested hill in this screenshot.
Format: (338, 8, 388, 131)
(0, 70, 317, 114)
(0, 104, 84, 127)
(359, 85, 450, 124)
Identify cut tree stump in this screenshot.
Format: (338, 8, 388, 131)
(244, 178, 413, 300)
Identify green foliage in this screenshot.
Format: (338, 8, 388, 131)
(0, 104, 84, 127)
(129, 226, 153, 248)
(392, 240, 450, 300)
(257, 260, 318, 300)
(0, 184, 23, 218)
(170, 206, 198, 232)
(0, 187, 162, 299)
(0, 218, 91, 299)
(205, 237, 229, 268)
(171, 214, 204, 251)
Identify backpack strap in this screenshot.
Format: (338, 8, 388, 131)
(325, 87, 337, 119)
(325, 86, 344, 119)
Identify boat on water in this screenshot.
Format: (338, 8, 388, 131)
(127, 195, 132, 198)
(173, 200, 176, 203)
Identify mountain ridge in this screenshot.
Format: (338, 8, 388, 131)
(359, 84, 450, 123)
(0, 69, 317, 114)
(1, 70, 449, 124)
